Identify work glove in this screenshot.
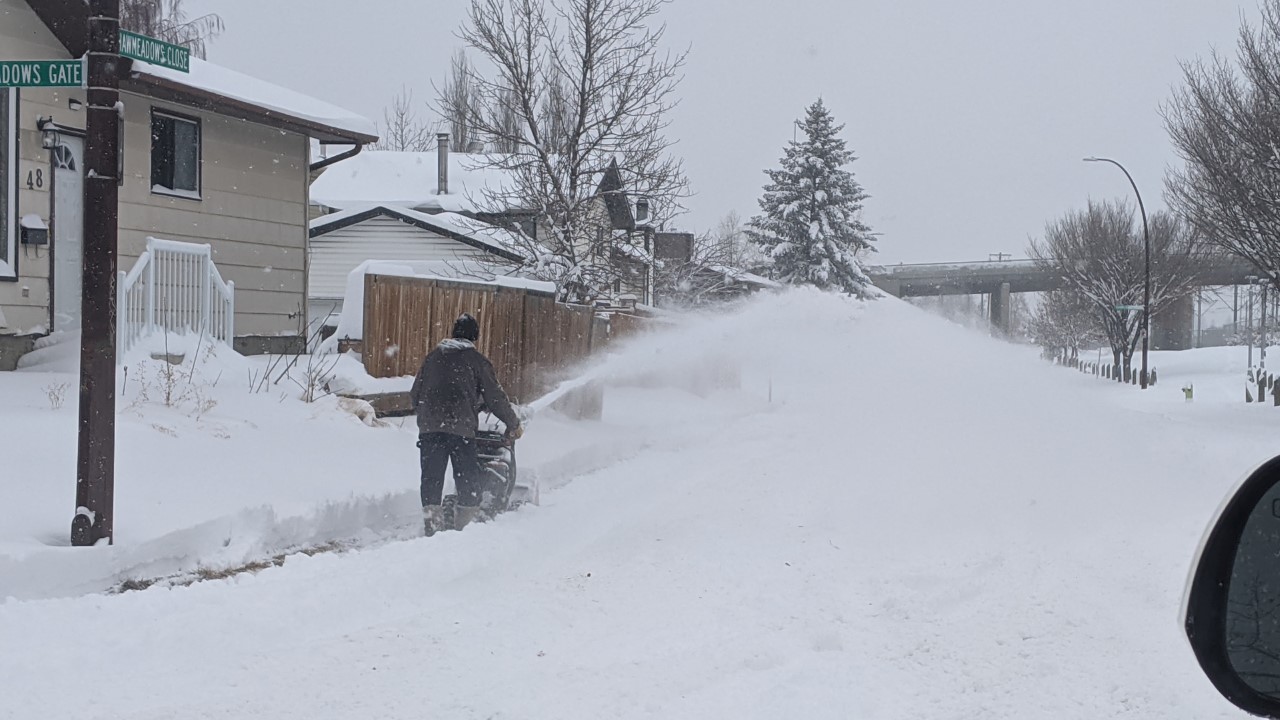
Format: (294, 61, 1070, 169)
(506, 424, 524, 441)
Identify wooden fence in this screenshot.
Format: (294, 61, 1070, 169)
(360, 274, 654, 402)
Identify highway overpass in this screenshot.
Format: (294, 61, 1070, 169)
(866, 256, 1260, 348)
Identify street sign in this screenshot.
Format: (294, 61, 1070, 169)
(0, 60, 84, 88)
(119, 29, 190, 73)
(1115, 304, 1146, 311)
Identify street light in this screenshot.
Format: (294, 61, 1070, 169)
(1084, 156, 1152, 390)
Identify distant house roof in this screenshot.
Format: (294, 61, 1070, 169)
(309, 204, 526, 263)
(705, 265, 781, 289)
(596, 159, 636, 232)
(309, 150, 516, 213)
(26, 0, 376, 144)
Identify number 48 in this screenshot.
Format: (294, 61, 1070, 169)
(25, 169, 43, 190)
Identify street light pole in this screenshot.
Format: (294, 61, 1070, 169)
(1084, 157, 1151, 389)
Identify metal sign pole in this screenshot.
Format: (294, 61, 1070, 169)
(71, 0, 121, 546)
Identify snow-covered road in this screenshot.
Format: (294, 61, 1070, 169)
(1, 290, 1271, 718)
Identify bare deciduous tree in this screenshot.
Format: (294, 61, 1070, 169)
(444, 0, 691, 302)
(710, 211, 765, 272)
(437, 50, 484, 153)
(373, 86, 433, 152)
(120, 0, 223, 59)
(1030, 200, 1206, 377)
(1165, 1, 1280, 285)
(1027, 289, 1105, 363)
(653, 232, 745, 308)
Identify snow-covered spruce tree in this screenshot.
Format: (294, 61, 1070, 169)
(748, 99, 876, 295)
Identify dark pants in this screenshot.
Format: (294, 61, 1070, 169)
(418, 432, 483, 508)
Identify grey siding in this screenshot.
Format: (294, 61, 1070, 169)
(308, 215, 498, 300)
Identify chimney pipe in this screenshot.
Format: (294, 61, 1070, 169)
(437, 133, 450, 195)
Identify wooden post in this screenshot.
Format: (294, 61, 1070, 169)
(72, 0, 121, 547)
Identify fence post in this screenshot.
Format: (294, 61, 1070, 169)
(200, 247, 211, 335)
(145, 241, 156, 335)
(116, 270, 126, 357)
(226, 281, 235, 345)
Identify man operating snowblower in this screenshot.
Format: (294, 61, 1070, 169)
(410, 313, 523, 536)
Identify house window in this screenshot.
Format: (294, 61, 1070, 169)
(151, 109, 200, 198)
(0, 89, 14, 279)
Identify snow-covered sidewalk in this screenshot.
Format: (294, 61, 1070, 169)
(0, 331, 715, 600)
(0, 290, 1271, 718)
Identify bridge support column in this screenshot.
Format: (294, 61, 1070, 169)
(989, 282, 1012, 336)
(1151, 295, 1195, 351)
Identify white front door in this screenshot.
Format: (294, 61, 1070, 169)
(52, 136, 84, 332)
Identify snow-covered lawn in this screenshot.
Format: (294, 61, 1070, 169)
(1, 290, 1272, 718)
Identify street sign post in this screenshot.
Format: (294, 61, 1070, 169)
(0, 60, 84, 87)
(118, 29, 190, 73)
(71, 1, 122, 547)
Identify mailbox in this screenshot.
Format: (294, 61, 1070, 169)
(20, 215, 48, 246)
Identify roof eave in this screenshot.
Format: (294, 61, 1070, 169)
(27, 0, 88, 56)
(128, 71, 377, 145)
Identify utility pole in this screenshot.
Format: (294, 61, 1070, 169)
(72, 0, 121, 546)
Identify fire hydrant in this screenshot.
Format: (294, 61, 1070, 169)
(1183, 383, 1194, 403)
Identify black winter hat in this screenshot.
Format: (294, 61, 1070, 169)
(452, 313, 480, 342)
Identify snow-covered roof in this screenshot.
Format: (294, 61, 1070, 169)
(706, 265, 782, 289)
(130, 58, 377, 144)
(615, 241, 654, 264)
(309, 204, 526, 261)
(309, 150, 516, 213)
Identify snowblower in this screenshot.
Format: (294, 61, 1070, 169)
(439, 371, 602, 527)
(440, 413, 535, 528)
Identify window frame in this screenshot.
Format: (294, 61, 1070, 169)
(149, 107, 202, 200)
(0, 88, 16, 281)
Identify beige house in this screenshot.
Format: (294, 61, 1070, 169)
(0, 1, 376, 366)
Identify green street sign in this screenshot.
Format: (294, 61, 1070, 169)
(0, 60, 84, 87)
(119, 29, 190, 73)
(1115, 305, 1146, 312)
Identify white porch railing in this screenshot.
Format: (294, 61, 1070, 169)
(117, 237, 235, 357)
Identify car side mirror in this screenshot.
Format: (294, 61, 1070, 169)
(1186, 455, 1280, 718)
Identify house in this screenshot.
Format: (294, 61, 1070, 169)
(585, 158, 655, 305)
(307, 204, 526, 331)
(651, 230, 778, 306)
(310, 141, 656, 305)
(310, 135, 538, 238)
(0, 0, 377, 367)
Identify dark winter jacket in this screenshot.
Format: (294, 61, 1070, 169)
(409, 339, 521, 438)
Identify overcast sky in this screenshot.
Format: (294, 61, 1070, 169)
(189, 0, 1256, 264)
